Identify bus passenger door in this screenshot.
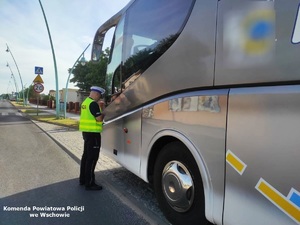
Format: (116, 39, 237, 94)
(102, 110, 142, 177)
(122, 110, 142, 176)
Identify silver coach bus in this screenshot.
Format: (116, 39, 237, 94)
(91, 0, 300, 224)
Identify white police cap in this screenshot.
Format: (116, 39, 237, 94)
(90, 86, 105, 95)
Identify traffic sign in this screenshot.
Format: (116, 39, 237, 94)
(33, 74, 44, 83)
(33, 83, 44, 93)
(35, 66, 43, 75)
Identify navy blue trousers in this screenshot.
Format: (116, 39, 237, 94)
(80, 132, 101, 186)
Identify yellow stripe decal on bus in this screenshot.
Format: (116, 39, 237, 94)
(256, 178, 300, 224)
(226, 150, 247, 175)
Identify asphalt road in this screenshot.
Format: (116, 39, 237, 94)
(0, 100, 169, 225)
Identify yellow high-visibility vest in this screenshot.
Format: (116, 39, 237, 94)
(79, 98, 103, 133)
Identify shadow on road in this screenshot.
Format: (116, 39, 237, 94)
(1, 176, 150, 225)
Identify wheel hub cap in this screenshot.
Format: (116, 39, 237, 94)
(162, 161, 194, 212)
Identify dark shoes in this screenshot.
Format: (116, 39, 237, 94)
(79, 180, 103, 191)
(85, 183, 103, 191)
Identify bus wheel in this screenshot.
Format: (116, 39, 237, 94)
(153, 141, 208, 225)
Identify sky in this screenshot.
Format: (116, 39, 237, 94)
(0, 0, 131, 95)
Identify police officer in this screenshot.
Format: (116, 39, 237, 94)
(79, 86, 105, 190)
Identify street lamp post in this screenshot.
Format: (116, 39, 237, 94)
(6, 44, 25, 106)
(7, 80, 12, 97)
(7, 78, 15, 100)
(26, 84, 31, 105)
(38, 0, 60, 118)
(10, 75, 19, 101)
(6, 62, 19, 101)
(23, 83, 29, 105)
(64, 44, 90, 118)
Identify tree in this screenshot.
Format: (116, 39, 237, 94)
(25, 85, 35, 99)
(70, 48, 110, 91)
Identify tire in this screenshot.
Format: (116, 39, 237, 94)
(153, 141, 208, 225)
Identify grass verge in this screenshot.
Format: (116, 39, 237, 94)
(30, 115, 79, 129)
(10, 101, 79, 129)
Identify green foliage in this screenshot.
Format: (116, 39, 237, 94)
(70, 48, 110, 91)
(21, 85, 35, 99)
(41, 94, 52, 101)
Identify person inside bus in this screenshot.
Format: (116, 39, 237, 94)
(79, 86, 105, 191)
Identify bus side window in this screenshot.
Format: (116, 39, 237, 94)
(106, 18, 125, 102)
(121, 0, 195, 89)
